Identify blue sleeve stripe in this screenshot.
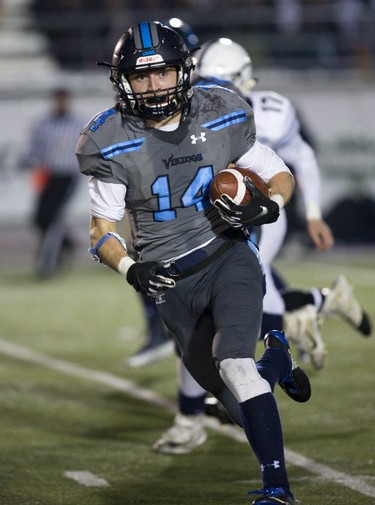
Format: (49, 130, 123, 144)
(202, 110, 247, 131)
(101, 138, 145, 159)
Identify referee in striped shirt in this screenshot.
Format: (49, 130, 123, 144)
(27, 88, 84, 278)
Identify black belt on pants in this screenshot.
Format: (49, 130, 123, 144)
(160, 229, 246, 280)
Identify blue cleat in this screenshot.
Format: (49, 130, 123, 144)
(264, 330, 311, 403)
(249, 486, 294, 505)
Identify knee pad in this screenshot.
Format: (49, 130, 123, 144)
(219, 357, 271, 403)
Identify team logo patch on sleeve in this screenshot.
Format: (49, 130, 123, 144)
(89, 108, 116, 132)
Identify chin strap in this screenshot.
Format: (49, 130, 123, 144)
(89, 232, 127, 262)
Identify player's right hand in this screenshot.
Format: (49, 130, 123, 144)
(214, 198, 244, 228)
(215, 178, 279, 228)
(126, 262, 176, 298)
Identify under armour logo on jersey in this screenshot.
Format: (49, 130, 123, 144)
(261, 461, 280, 472)
(190, 133, 206, 144)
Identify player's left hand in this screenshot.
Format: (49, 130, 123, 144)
(307, 219, 334, 251)
(126, 262, 176, 298)
(215, 176, 280, 227)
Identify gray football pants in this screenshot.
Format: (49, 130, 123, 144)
(157, 240, 264, 425)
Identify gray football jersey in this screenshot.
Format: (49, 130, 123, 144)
(76, 86, 256, 261)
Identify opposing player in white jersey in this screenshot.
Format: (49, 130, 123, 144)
(193, 37, 371, 359)
(194, 38, 333, 368)
(153, 37, 372, 456)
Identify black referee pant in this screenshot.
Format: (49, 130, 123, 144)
(34, 173, 77, 277)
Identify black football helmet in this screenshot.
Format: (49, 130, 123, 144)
(164, 17, 200, 51)
(110, 21, 194, 120)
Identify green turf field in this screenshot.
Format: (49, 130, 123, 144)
(1, 250, 374, 505)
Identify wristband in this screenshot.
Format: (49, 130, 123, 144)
(89, 232, 127, 262)
(270, 194, 284, 210)
(118, 256, 135, 276)
(306, 202, 322, 221)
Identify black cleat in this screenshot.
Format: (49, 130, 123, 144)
(264, 330, 311, 403)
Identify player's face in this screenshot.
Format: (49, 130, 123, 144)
(128, 66, 178, 94)
(127, 67, 178, 111)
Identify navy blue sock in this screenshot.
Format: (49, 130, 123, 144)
(239, 393, 290, 491)
(178, 391, 207, 415)
(256, 347, 291, 391)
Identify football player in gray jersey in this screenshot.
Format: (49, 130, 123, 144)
(76, 21, 311, 505)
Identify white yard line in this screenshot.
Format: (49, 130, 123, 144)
(63, 471, 110, 488)
(0, 338, 174, 409)
(284, 449, 375, 499)
(1, 338, 375, 499)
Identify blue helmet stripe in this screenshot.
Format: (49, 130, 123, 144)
(202, 110, 247, 131)
(139, 22, 152, 49)
(101, 138, 145, 159)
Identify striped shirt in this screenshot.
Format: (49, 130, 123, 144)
(28, 111, 84, 175)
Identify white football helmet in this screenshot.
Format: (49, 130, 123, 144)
(195, 38, 256, 95)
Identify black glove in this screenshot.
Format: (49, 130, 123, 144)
(126, 262, 176, 298)
(214, 176, 280, 227)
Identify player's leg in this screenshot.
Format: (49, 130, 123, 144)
(281, 276, 372, 337)
(154, 236, 314, 454)
(152, 358, 208, 454)
(259, 213, 326, 368)
(258, 209, 287, 337)
(34, 174, 77, 278)
(210, 242, 297, 501)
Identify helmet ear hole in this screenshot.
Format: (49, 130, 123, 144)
(110, 21, 193, 119)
